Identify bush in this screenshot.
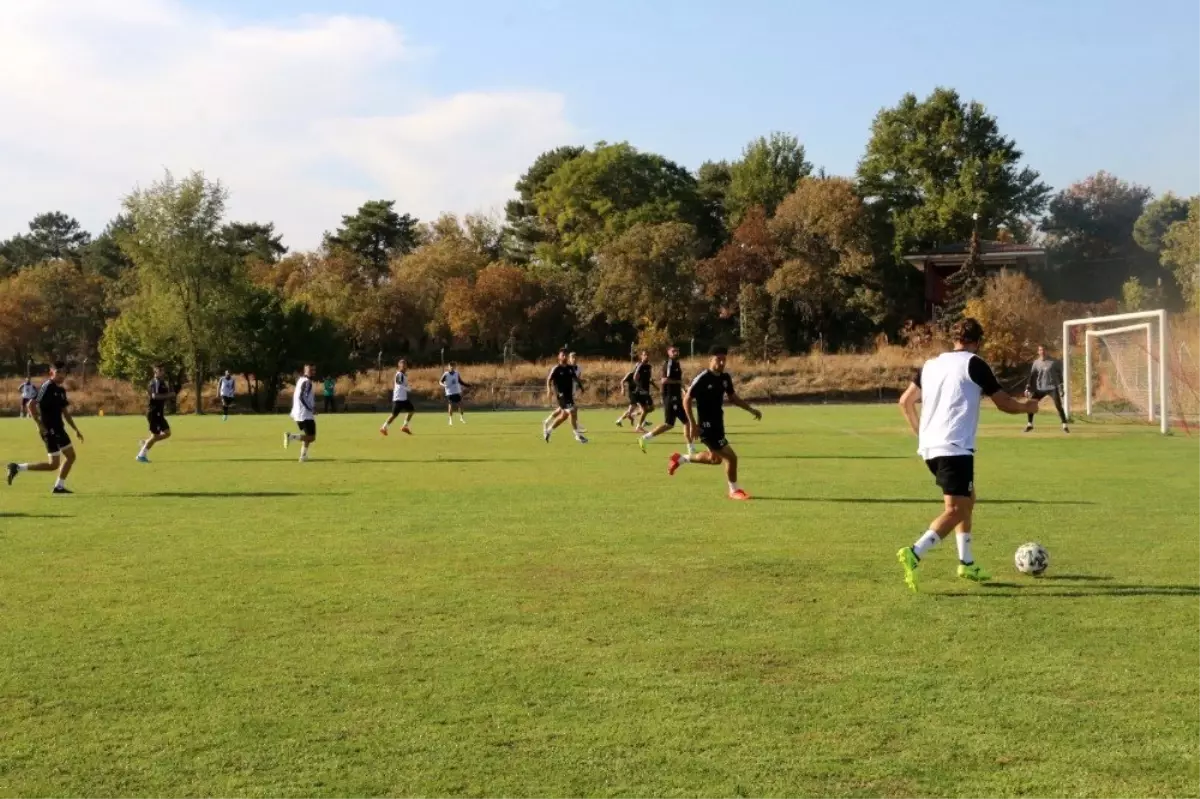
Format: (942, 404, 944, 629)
(962, 271, 1053, 368)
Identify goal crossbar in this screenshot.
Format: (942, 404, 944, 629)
(1063, 309, 1168, 434)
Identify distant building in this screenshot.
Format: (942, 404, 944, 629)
(903, 240, 1046, 320)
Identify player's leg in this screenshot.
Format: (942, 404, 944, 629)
(403, 409, 415, 431)
(381, 403, 401, 435)
(1050, 389, 1069, 430)
(898, 457, 982, 591)
(299, 421, 316, 460)
(1024, 392, 1043, 431)
(8, 450, 60, 485)
(58, 445, 76, 481)
(570, 408, 587, 442)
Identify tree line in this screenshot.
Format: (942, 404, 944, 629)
(0, 87, 1195, 411)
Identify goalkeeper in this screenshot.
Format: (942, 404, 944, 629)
(1024, 345, 1069, 433)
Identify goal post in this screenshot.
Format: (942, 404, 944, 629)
(1063, 309, 1168, 434)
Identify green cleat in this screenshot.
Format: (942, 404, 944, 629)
(638, 436, 648, 454)
(897, 547, 919, 593)
(957, 562, 992, 582)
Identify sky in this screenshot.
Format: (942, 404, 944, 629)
(0, 0, 1196, 251)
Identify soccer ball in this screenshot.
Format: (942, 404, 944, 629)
(1014, 542, 1049, 576)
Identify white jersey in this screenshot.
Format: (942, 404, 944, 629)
(19, 381, 37, 400)
(440, 370, 462, 396)
(218, 376, 236, 398)
(392, 371, 409, 401)
(915, 350, 1001, 460)
(291, 376, 315, 422)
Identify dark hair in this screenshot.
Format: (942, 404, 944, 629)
(952, 318, 984, 344)
(558, 349, 568, 357)
(709, 346, 729, 356)
(51, 361, 65, 371)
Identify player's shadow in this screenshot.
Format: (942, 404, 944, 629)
(754, 496, 1095, 505)
(0, 512, 71, 518)
(939, 582, 1198, 598)
(119, 491, 349, 498)
(758, 455, 907, 460)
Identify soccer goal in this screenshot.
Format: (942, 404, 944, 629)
(1062, 310, 1168, 434)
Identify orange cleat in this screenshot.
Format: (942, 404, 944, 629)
(401, 426, 412, 435)
(379, 427, 389, 437)
(729, 489, 751, 501)
(667, 453, 682, 476)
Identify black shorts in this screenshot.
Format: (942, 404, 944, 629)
(1030, 389, 1058, 401)
(663, 393, 685, 426)
(698, 421, 728, 452)
(392, 399, 414, 414)
(446, 393, 463, 404)
(556, 393, 575, 411)
(42, 425, 72, 455)
(21, 397, 33, 409)
(633, 390, 654, 410)
(147, 410, 170, 435)
(221, 395, 234, 409)
(925, 455, 975, 498)
(297, 419, 317, 438)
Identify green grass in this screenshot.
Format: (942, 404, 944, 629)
(0, 406, 1196, 798)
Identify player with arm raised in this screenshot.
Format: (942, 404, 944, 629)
(218, 370, 236, 421)
(380, 359, 415, 436)
(667, 346, 761, 500)
(440, 363, 469, 426)
(543, 350, 588, 444)
(283, 364, 317, 462)
(638, 345, 696, 456)
(136, 365, 175, 463)
(895, 318, 1040, 592)
(7, 362, 84, 494)
(1023, 344, 1069, 433)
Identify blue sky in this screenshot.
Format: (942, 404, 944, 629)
(0, 0, 1196, 249)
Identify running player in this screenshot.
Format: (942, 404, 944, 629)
(218, 370, 236, 421)
(380, 358, 414, 436)
(895, 318, 1040, 592)
(668, 346, 761, 500)
(544, 350, 588, 444)
(639, 345, 696, 456)
(136, 365, 175, 463)
(7, 362, 84, 494)
(440, 363, 469, 425)
(630, 351, 655, 431)
(614, 368, 639, 427)
(1024, 344, 1069, 433)
(18, 377, 36, 418)
(545, 352, 587, 431)
(283, 364, 317, 461)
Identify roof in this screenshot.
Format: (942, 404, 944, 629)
(903, 239, 1045, 270)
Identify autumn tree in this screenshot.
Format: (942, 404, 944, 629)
(858, 87, 1050, 258)
(695, 206, 779, 337)
(593, 222, 701, 340)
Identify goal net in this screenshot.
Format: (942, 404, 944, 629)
(1063, 310, 1169, 433)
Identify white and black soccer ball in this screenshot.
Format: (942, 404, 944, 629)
(1014, 542, 1049, 576)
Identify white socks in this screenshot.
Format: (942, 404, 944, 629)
(287, 433, 303, 441)
(686, 442, 697, 455)
(912, 530, 941, 558)
(678, 455, 690, 465)
(642, 432, 655, 441)
(728, 482, 740, 493)
(17, 464, 29, 472)
(956, 532, 973, 564)
(53, 478, 65, 489)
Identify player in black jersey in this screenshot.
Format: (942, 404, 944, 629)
(137, 365, 175, 463)
(638, 345, 696, 456)
(614, 368, 639, 427)
(668, 346, 761, 500)
(629, 351, 655, 431)
(7, 362, 84, 494)
(543, 350, 588, 444)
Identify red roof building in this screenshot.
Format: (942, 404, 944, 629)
(903, 240, 1046, 320)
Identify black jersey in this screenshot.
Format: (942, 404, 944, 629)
(662, 358, 683, 397)
(148, 377, 170, 413)
(632, 361, 652, 392)
(687, 369, 736, 426)
(548, 364, 579, 395)
(36, 379, 69, 428)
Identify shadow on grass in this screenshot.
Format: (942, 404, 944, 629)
(754, 496, 1096, 506)
(939, 583, 1198, 598)
(758, 455, 907, 461)
(189, 457, 529, 464)
(0, 512, 71, 518)
(114, 491, 349, 498)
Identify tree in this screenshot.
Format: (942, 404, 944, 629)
(82, 215, 136, 281)
(726, 132, 812, 225)
(220, 221, 287, 264)
(962, 272, 1053, 368)
(696, 159, 734, 244)
(1161, 197, 1200, 310)
(504, 145, 586, 262)
(766, 177, 883, 349)
(593, 222, 701, 339)
(535, 142, 709, 263)
(115, 170, 241, 411)
(858, 87, 1050, 258)
(0, 212, 92, 271)
(324, 200, 419, 284)
(1039, 172, 1161, 302)
(695, 206, 778, 324)
(1134, 193, 1191, 255)
(392, 230, 490, 343)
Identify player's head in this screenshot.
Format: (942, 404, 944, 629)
(709, 346, 728, 372)
(223, 369, 231, 378)
(302, 364, 314, 378)
(448, 361, 457, 371)
(638, 350, 649, 363)
(397, 358, 407, 371)
(567, 351, 578, 365)
(152, 364, 163, 378)
(1037, 344, 1047, 359)
(50, 361, 66, 384)
(557, 349, 568, 364)
(951, 318, 984, 353)
(667, 345, 679, 359)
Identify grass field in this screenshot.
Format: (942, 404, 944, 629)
(0, 405, 1196, 798)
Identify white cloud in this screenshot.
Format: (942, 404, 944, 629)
(0, 0, 576, 250)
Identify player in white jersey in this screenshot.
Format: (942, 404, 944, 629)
(19, 378, 37, 418)
(218, 370, 236, 421)
(380, 358, 414, 436)
(895, 318, 1039, 592)
(283, 364, 317, 461)
(439, 362, 469, 425)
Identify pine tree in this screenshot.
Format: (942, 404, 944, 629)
(941, 220, 985, 330)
